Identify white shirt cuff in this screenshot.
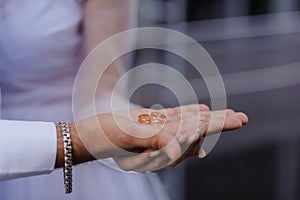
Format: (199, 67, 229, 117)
(0, 120, 57, 181)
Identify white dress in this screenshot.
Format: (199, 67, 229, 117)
(0, 0, 169, 199)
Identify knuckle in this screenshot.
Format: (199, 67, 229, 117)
(226, 109, 235, 114)
(199, 104, 210, 110)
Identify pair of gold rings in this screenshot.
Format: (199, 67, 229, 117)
(138, 112, 167, 125)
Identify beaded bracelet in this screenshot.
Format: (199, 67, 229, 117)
(58, 121, 73, 194)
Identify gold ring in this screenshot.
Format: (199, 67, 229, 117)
(137, 112, 167, 125)
(150, 112, 167, 124)
(138, 114, 152, 125)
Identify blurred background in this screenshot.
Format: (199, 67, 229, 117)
(129, 0, 300, 200)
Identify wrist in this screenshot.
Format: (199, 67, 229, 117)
(55, 122, 95, 168)
(55, 124, 64, 168)
(69, 122, 95, 165)
(74, 113, 130, 159)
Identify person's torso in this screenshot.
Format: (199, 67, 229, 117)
(0, 0, 83, 121)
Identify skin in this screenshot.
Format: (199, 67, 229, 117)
(55, 104, 248, 172)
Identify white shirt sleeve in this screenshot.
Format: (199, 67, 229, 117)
(0, 120, 57, 181)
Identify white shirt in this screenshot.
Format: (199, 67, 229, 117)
(0, 0, 169, 199)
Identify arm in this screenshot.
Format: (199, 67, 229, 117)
(0, 106, 248, 181)
(0, 120, 94, 181)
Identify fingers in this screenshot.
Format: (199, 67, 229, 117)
(134, 108, 248, 150)
(154, 131, 182, 162)
(134, 153, 170, 173)
(115, 129, 204, 172)
(115, 135, 183, 172)
(222, 110, 249, 131)
(178, 109, 248, 136)
(115, 128, 209, 173)
(114, 150, 163, 172)
(167, 129, 204, 167)
(198, 104, 210, 111)
(224, 110, 248, 126)
(114, 152, 152, 172)
(180, 104, 210, 112)
(237, 112, 249, 124)
(164, 104, 210, 116)
(119, 131, 204, 172)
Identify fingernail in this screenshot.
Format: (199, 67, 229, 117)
(149, 151, 160, 158)
(178, 134, 187, 144)
(198, 148, 206, 158)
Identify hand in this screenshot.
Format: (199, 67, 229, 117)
(57, 104, 248, 172)
(113, 104, 248, 172)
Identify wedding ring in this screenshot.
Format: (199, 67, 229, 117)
(137, 112, 167, 125)
(138, 114, 152, 125)
(150, 112, 167, 124)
